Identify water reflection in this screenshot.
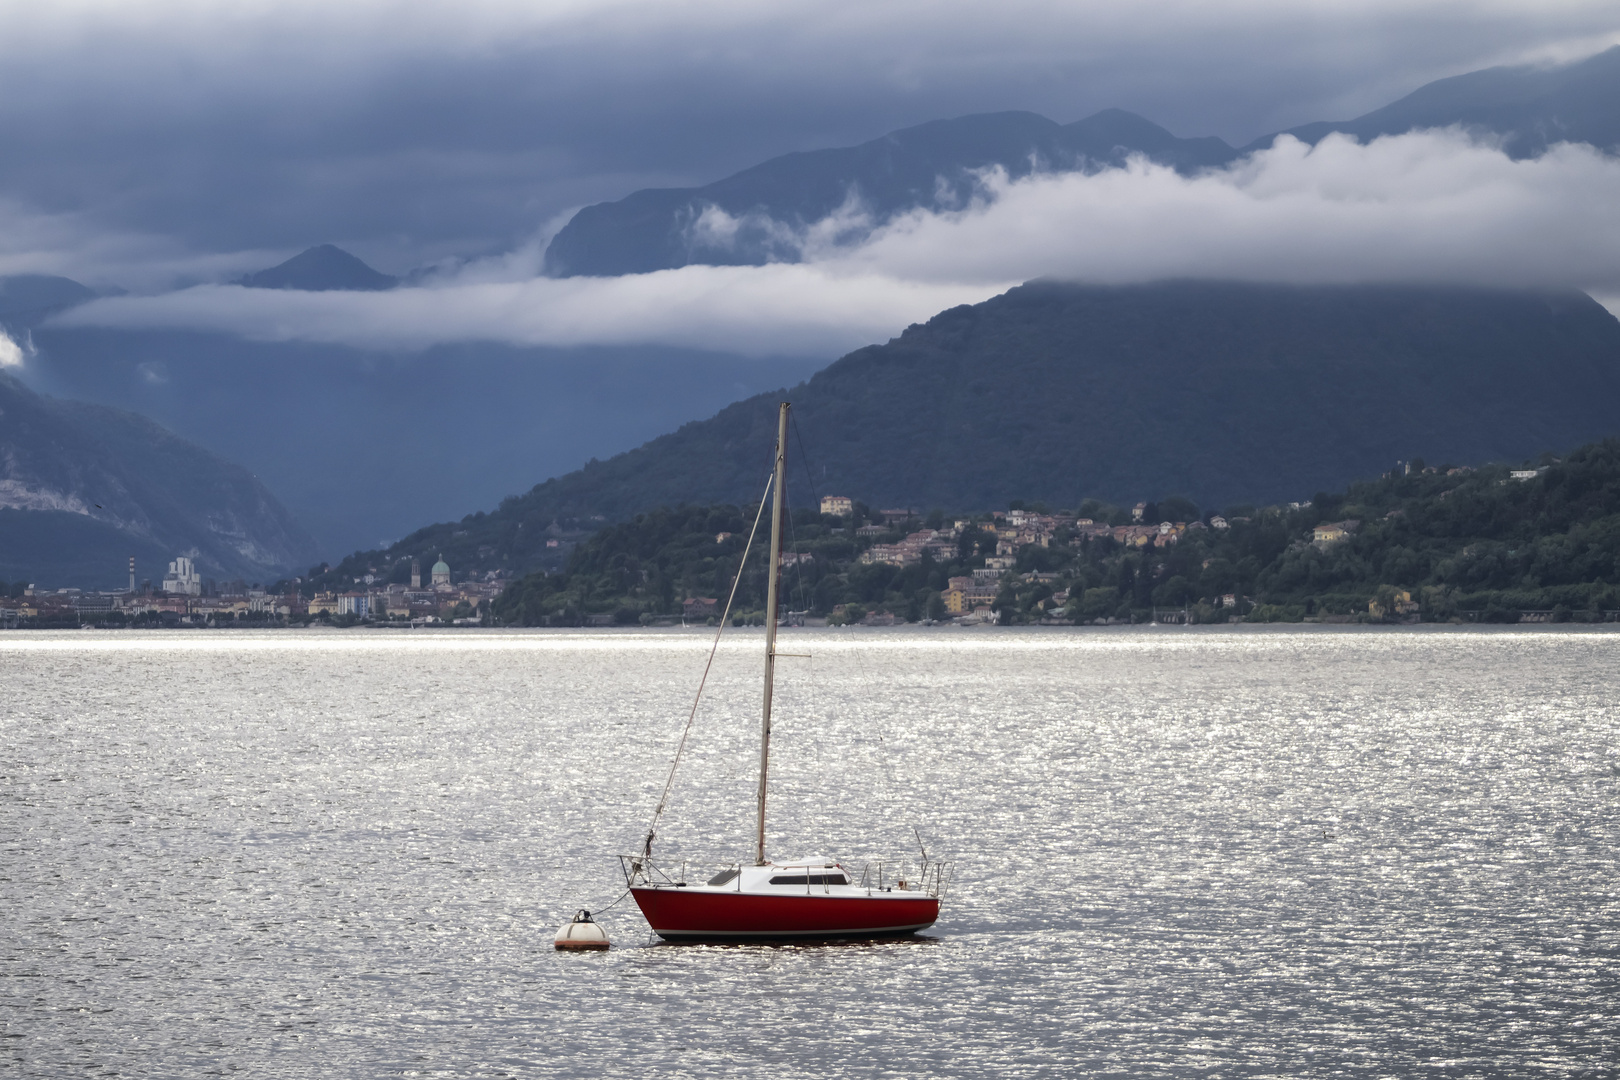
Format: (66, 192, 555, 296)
(4, 626, 1617, 1077)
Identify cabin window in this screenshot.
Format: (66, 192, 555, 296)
(768, 873, 849, 886)
(707, 868, 740, 886)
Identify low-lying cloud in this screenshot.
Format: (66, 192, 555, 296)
(840, 130, 1620, 290)
(54, 267, 1001, 358)
(55, 130, 1620, 357)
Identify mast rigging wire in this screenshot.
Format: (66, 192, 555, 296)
(789, 412, 822, 510)
(635, 470, 776, 869)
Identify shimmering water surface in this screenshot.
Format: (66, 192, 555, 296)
(3, 626, 1618, 1077)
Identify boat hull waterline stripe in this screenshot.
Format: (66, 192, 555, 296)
(651, 925, 935, 940)
(631, 887, 939, 938)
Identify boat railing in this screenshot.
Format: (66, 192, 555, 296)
(856, 859, 952, 899)
(617, 854, 691, 889)
(921, 861, 953, 900)
(623, 853, 951, 898)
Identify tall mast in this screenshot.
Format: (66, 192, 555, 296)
(756, 401, 789, 866)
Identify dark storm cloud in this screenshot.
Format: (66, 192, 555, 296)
(2, 1, 1617, 287)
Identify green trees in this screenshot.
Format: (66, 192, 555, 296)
(492, 438, 1620, 627)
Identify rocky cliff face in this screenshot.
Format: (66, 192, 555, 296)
(0, 372, 320, 587)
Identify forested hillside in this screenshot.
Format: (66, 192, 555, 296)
(303, 279, 1620, 593)
(456, 280, 1620, 548)
(492, 438, 1620, 626)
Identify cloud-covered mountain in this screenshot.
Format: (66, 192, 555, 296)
(543, 110, 1236, 277)
(10, 1, 1613, 282)
(1254, 44, 1620, 157)
(15, 40, 1620, 577)
(0, 372, 320, 588)
(442, 280, 1620, 541)
(0, 275, 97, 333)
(238, 244, 398, 291)
(544, 47, 1620, 281)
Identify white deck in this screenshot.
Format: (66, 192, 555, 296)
(653, 856, 923, 898)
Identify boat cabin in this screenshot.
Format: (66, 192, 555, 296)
(700, 858, 854, 893)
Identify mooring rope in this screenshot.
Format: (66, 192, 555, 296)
(593, 887, 632, 913)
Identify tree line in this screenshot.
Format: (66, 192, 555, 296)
(492, 438, 1620, 626)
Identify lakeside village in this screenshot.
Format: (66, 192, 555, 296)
(595, 495, 1364, 629)
(0, 555, 504, 629)
(821, 495, 1258, 625)
(1, 497, 1297, 629)
(493, 450, 1619, 628)
(7, 454, 1605, 629)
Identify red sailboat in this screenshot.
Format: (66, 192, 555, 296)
(621, 401, 947, 941)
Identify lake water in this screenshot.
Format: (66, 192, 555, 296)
(3, 626, 1617, 1077)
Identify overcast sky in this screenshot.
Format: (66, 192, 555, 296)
(5, 1, 1620, 357)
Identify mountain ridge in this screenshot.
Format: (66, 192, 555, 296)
(0, 275, 98, 334)
(0, 372, 320, 588)
(301, 279, 1620, 588)
(545, 46, 1620, 278)
(238, 244, 398, 291)
(543, 109, 1237, 276)
(1250, 44, 1620, 157)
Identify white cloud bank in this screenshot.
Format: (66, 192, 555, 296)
(54, 267, 998, 357)
(841, 131, 1620, 289)
(0, 329, 27, 368)
(54, 130, 1620, 357)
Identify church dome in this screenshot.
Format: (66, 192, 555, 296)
(432, 557, 449, 574)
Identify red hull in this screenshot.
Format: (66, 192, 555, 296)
(631, 887, 939, 940)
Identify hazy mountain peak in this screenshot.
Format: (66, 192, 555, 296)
(542, 110, 1236, 276)
(0, 372, 319, 587)
(1251, 44, 1620, 156)
(238, 244, 397, 292)
(0, 274, 97, 332)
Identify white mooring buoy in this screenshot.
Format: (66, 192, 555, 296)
(554, 909, 610, 951)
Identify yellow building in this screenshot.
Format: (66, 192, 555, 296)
(820, 495, 853, 517)
(1314, 519, 1361, 545)
(1370, 590, 1419, 618)
(942, 576, 999, 615)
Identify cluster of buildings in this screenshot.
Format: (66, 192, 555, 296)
(1, 557, 241, 625)
(803, 496, 1229, 623)
(857, 527, 956, 567)
(0, 554, 505, 627)
(833, 499, 1223, 571)
(850, 507, 1063, 570)
(1086, 518, 1216, 550)
(296, 556, 506, 623)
